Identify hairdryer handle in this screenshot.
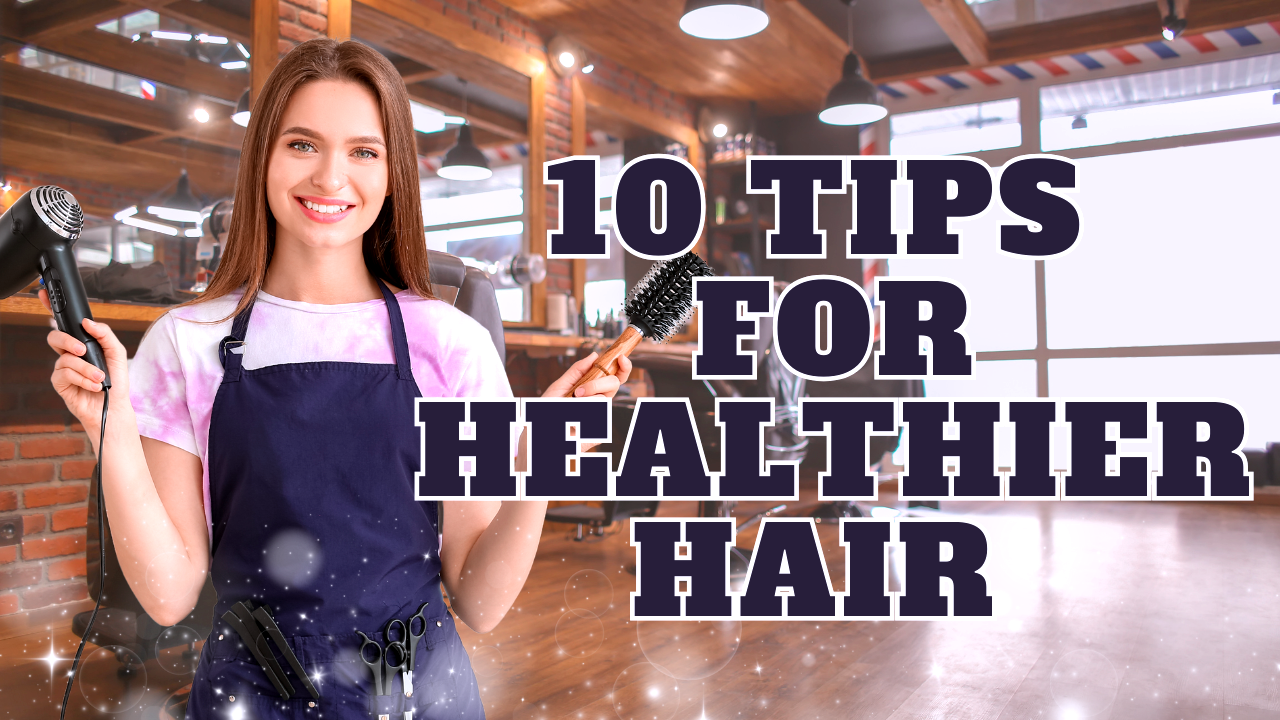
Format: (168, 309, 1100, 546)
(39, 246, 111, 390)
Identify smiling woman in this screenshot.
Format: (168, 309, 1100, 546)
(37, 38, 629, 720)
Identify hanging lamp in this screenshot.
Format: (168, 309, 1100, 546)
(232, 89, 251, 127)
(819, 0, 886, 126)
(437, 81, 491, 181)
(679, 0, 769, 40)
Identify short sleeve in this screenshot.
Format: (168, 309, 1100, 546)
(130, 313, 200, 457)
(448, 321, 514, 399)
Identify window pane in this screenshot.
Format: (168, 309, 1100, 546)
(890, 98, 1021, 156)
(924, 359, 1037, 398)
(1041, 53, 1280, 151)
(1045, 136, 1280, 348)
(1049, 355, 1280, 448)
(889, 201, 1038, 353)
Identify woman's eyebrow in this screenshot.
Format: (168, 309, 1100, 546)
(280, 126, 322, 139)
(348, 135, 385, 146)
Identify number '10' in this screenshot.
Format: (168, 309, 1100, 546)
(544, 155, 706, 261)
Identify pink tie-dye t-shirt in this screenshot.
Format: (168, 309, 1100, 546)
(129, 288, 512, 541)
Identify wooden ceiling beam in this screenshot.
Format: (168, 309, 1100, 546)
(868, 0, 1280, 82)
(144, 0, 251, 45)
(354, 0, 545, 78)
(1, 60, 244, 150)
(4, 105, 237, 176)
(920, 0, 989, 65)
(9, 0, 129, 44)
(34, 29, 247, 102)
(353, 2, 531, 104)
(1, 117, 236, 199)
(404, 83, 526, 140)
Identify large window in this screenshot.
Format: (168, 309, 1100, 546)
(886, 51, 1280, 448)
(889, 98, 1021, 156)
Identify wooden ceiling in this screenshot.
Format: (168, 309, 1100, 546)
(496, 0, 849, 115)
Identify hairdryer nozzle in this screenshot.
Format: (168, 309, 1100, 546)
(30, 186, 83, 242)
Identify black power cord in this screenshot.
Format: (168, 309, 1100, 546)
(60, 391, 109, 720)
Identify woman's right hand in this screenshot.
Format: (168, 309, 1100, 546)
(40, 288, 130, 436)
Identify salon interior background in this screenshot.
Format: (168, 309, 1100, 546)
(1, 0, 1279, 627)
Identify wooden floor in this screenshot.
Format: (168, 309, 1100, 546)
(6, 476, 1280, 719)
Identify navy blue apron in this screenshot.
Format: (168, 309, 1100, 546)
(187, 280, 485, 719)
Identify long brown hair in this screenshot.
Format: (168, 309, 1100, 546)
(194, 38, 433, 320)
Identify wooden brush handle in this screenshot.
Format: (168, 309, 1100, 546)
(565, 325, 643, 397)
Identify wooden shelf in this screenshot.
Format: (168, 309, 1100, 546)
(1, 295, 166, 332)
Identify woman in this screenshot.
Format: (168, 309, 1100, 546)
(44, 38, 629, 718)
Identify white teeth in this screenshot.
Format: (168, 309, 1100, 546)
(302, 199, 349, 214)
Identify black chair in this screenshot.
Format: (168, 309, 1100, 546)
(75, 251, 508, 666)
(545, 501, 660, 541)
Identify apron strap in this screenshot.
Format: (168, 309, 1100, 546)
(218, 293, 257, 382)
(375, 278, 415, 382)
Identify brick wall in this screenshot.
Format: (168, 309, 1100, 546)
(0, 326, 146, 617)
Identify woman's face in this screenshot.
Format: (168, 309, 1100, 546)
(266, 78, 390, 251)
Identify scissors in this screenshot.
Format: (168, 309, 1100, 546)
(403, 601, 430, 698)
(357, 631, 408, 699)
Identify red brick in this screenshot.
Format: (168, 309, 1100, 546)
(0, 491, 14, 513)
(0, 546, 15, 564)
(279, 21, 320, 43)
(60, 459, 96, 480)
(0, 463, 54, 486)
(22, 533, 83, 559)
(23, 484, 87, 508)
(0, 420, 65, 434)
(47, 556, 86, 581)
(0, 593, 17, 616)
(22, 514, 45, 535)
(0, 565, 41, 591)
(0, 442, 13, 461)
(277, 0, 297, 21)
(0, 392, 17, 411)
(19, 436, 83, 458)
(299, 9, 326, 31)
(52, 507, 86, 532)
(21, 580, 87, 609)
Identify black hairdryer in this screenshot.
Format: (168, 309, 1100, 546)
(0, 186, 110, 389)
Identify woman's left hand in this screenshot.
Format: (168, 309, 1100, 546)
(542, 352, 633, 399)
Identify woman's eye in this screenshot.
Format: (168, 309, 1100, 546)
(288, 140, 316, 153)
(353, 148, 378, 160)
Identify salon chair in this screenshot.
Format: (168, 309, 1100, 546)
(74, 251, 508, 670)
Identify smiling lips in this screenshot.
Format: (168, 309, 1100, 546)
(296, 196, 354, 223)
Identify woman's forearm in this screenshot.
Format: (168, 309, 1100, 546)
(444, 499, 547, 633)
(90, 393, 208, 626)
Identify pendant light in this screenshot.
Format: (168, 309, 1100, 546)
(148, 169, 204, 223)
(437, 81, 491, 181)
(680, 0, 769, 40)
(232, 89, 251, 127)
(819, 0, 886, 126)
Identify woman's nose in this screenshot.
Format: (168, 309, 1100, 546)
(311, 153, 347, 194)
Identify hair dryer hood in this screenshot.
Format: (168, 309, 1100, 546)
(0, 186, 84, 299)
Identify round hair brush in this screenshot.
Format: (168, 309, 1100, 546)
(565, 251, 714, 397)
